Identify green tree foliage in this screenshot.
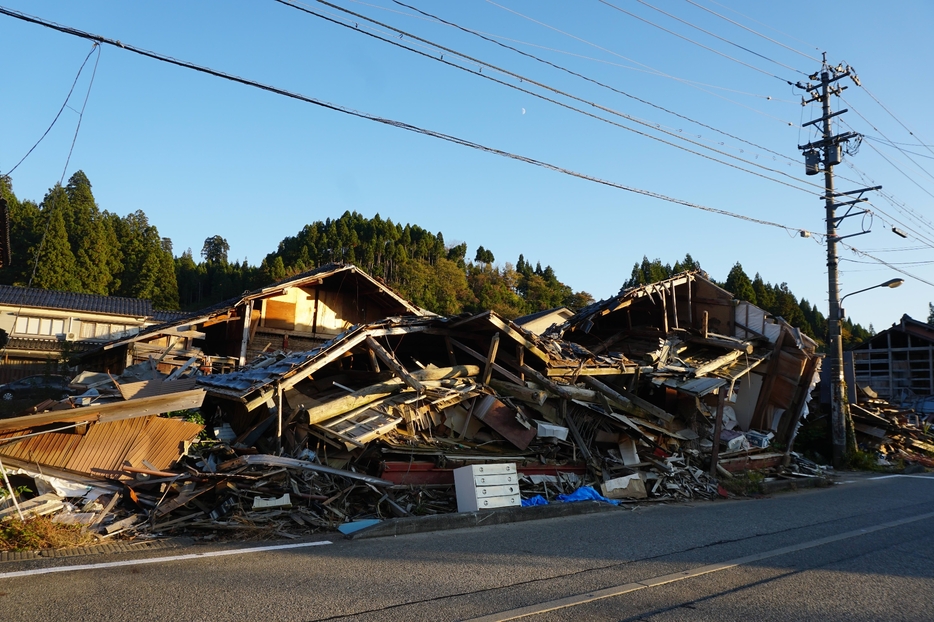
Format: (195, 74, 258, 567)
(33, 190, 80, 291)
(723, 262, 757, 305)
(259, 211, 591, 319)
(0, 172, 179, 309)
(201, 235, 230, 264)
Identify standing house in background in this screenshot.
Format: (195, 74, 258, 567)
(850, 314, 934, 402)
(75, 263, 429, 376)
(0, 285, 179, 382)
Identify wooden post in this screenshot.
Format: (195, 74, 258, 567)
(0, 456, 24, 521)
(367, 348, 381, 373)
(365, 336, 425, 393)
(277, 382, 283, 455)
(239, 300, 253, 367)
(444, 336, 457, 367)
(482, 333, 501, 385)
(709, 388, 727, 478)
(702, 311, 709, 339)
(517, 346, 525, 382)
(661, 289, 669, 334)
(671, 281, 679, 329)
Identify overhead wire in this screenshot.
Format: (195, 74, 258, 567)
(286, 0, 821, 194)
(860, 84, 934, 160)
(862, 137, 934, 161)
(633, 0, 808, 75)
(842, 160, 934, 246)
(696, 0, 822, 53)
(392, 0, 799, 165)
(0, 5, 820, 240)
(596, 0, 799, 84)
(840, 96, 934, 185)
(682, 0, 820, 62)
(1, 42, 101, 360)
(2, 43, 99, 177)
(349, 0, 794, 101)
(481, 0, 798, 125)
(840, 242, 934, 288)
(839, 117, 934, 202)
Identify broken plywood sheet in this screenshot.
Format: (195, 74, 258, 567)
(473, 395, 537, 450)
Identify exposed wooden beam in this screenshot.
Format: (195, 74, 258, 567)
(365, 336, 424, 393)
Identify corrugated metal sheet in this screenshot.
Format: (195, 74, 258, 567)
(0, 416, 202, 479)
(124, 417, 202, 470)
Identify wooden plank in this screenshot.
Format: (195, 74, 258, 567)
(546, 366, 633, 377)
(692, 350, 744, 378)
(450, 338, 524, 385)
(365, 336, 424, 393)
(580, 376, 673, 423)
(709, 388, 726, 477)
(482, 333, 501, 385)
(485, 314, 550, 363)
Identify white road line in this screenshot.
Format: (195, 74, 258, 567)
(0, 540, 332, 579)
(465, 511, 934, 622)
(869, 474, 934, 480)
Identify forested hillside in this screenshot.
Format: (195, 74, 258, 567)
(0, 172, 873, 348)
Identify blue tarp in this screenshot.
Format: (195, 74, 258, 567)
(521, 486, 620, 507)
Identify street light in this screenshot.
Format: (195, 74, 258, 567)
(829, 276, 904, 468)
(838, 278, 904, 319)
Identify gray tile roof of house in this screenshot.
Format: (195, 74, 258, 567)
(0, 285, 155, 318)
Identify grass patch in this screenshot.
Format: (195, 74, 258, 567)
(0, 516, 94, 552)
(846, 449, 902, 472)
(719, 471, 765, 496)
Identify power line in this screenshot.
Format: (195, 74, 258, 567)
(481, 0, 798, 125)
(392, 0, 799, 164)
(285, 0, 820, 194)
(696, 0, 822, 53)
(840, 118, 934, 202)
(682, 0, 820, 62)
(863, 136, 934, 161)
(353, 0, 794, 102)
(840, 96, 934, 185)
(596, 0, 798, 84)
(0, 5, 819, 240)
(2, 43, 98, 177)
(634, 0, 808, 75)
(841, 242, 934, 288)
(860, 84, 934, 160)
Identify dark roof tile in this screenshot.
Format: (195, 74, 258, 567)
(0, 285, 154, 318)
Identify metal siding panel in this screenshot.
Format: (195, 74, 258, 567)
(124, 418, 202, 471)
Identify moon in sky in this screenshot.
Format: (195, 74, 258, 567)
(521, 108, 526, 115)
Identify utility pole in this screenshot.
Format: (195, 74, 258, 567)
(797, 55, 879, 468)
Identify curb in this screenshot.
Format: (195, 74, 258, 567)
(347, 500, 621, 540)
(0, 536, 191, 564)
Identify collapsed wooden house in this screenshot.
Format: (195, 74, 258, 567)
(74, 263, 427, 378)
(0, 267, 832, 536)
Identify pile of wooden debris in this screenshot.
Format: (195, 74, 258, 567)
(0, 270, 836, 541)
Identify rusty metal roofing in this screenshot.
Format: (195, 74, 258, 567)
(0, 284, 155, 318)
(0, 415, 202, 478)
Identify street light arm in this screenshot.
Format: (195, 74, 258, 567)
(840, 278, 904, 305)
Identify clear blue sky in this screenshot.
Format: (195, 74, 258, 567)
(2, 1, 932, 330)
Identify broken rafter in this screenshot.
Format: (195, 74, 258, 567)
(450, 338, 524, 385)
(365, 335, 424, 393)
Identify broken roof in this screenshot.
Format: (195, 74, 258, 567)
(82, 262, 429, 355)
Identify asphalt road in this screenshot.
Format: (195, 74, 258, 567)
(2, 472, 933, 622)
